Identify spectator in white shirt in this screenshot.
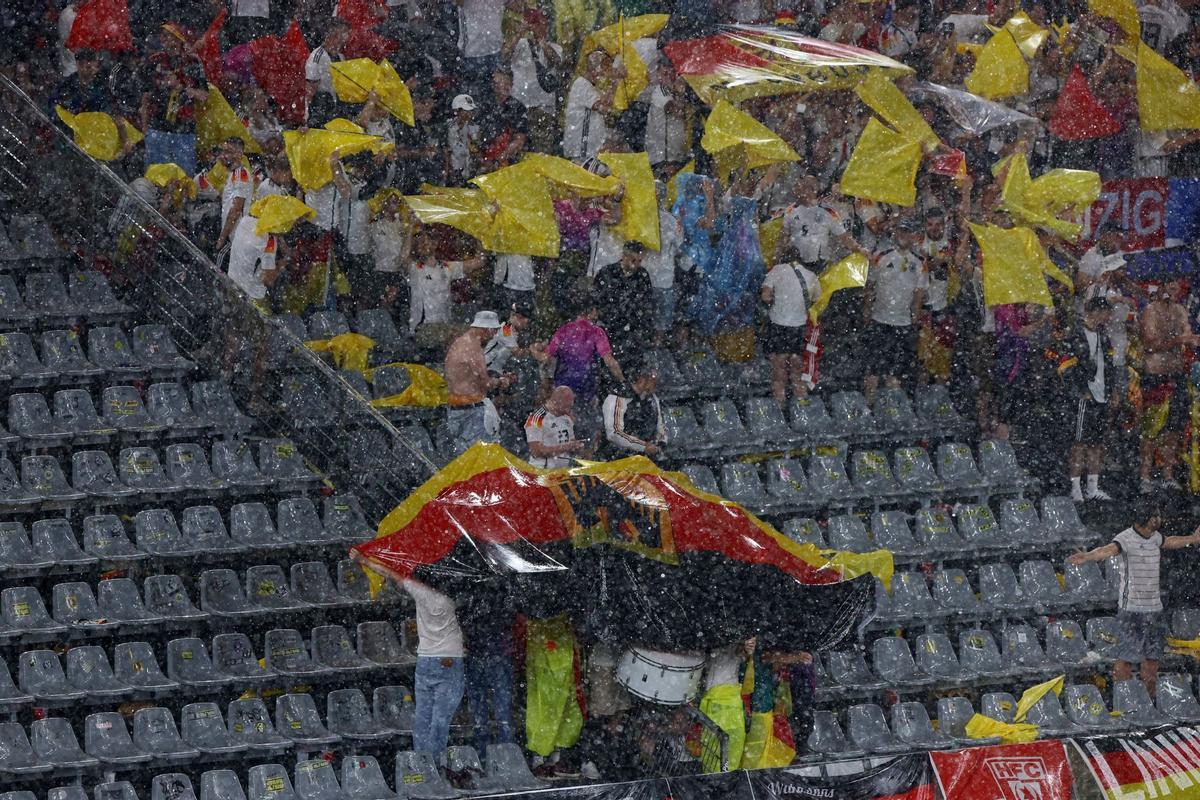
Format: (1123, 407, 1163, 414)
(507, 9, 564, 150)
(455, 0, 507, 95)
(641, 192, 684, 347)
(397, 577, 467, 757)
(644, 63, 690, 175)
(563, 51, 615, 163)
(407, 226, 485, 336)
(446, 94, 481, 185)
(305, 18, 350, 124)
(761, 247, 823, 406)
(253, 157, 296, 203)
(863, 218, 928, 402)
(227, 216, 283, 303)
(215, 138, 255, 255)
(57, 2, 77, 78)
(525, 386, 586, 468)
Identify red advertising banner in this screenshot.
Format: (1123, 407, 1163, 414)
(931, 741, 1074, 800)
(1079, 177, 1168, 252)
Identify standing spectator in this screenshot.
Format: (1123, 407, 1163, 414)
(399, 576, 467, 757)
(761, 247, 823, 407)
(525, 385, 586, 468)
(484, 302, 532, 376)
(215, 138, 254, 255)
(507, 9, 564, 152)
(1138, 279, 1198, 493)
(544, 301, 627, 439)
(491, 254, 536, 319)
(455, 0, 507, 96)
(644, 62, 691, 177)
(1068, 501, 1200, 697)
(1066, 298, 1118, 502)
(57, 1, 77, 78)
(407, 227, 485, 339)
(49, 48, 110, 114)
(446, 94, 481, 185)
(460, 585, 516, 759)
(563, 51, 615, 163)
(444, 310, 516, 456)
(305, 17, 350, 124)
(141, 24, 209, 175)
(365, 190, 410, 309)
(862, 218, 927, 402)
(602, 366, 667, 459)
(918, 207, 957, 384)
(253, 156, 297, 202)
(393, 92, 447, 192)
(641, 189, 684, 347)
(478, 69, 529, 171)
(592, 244, 653, 368)
(780, 174, 864, 265)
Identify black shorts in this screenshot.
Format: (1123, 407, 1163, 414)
(1074, 397, 1108, 445)
(864, 322, 916, 380)
(762, 322, 807, 356)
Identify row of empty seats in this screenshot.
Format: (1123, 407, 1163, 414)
(0, 270, 128, 326)
(0, 438, 321, 508)
(0, 562, 385, 640)
(0, 624, 411, 706)
(0, 326, 192, 387)
(808, 675, 1200, 757)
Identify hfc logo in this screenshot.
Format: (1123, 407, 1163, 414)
(986, 757, 1049, 800)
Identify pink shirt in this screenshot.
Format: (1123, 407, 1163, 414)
(546, 318, 612, 401)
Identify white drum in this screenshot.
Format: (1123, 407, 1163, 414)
(615, 647, 705, 705)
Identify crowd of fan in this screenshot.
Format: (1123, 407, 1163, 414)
(8, 0, 1200, 499)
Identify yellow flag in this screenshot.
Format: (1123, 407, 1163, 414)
(840, 118, 921, 206)
(196, 84, 262, 157)
(999, 153, 1100, 240)
(331, 58, 415, 126)
(55, 106, 144, 162)
(854, 72, 939, 150)
(283, 120, 391, 192)
(1014, 674, 1065, 722)
(986, 12, 1049, 60)
(250, 195, 316, 236)
(578, 14, 670, 112)
(521, 153, 621, 197)
(1137, 42, 1200, 131)
(965, 29, 1029, 100)
(599, 152, 661, 251)
(701, 100, 800, 183)
(144, 163, 197, 198)
(403, 188, 495, 243)
(809, 253, 870, 322)
(964, 714, 1039, 744)
(471, 161, 560, 257)
(969, 222, 1056, 307)
(1089, 0, 1140, 40)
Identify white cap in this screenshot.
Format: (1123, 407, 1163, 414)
(471, 310, 501, 329)
(451, 94, 476, 111)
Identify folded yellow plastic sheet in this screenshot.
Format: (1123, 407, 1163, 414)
(985, 12, 1049, 60)
(854, 72, 940, 150)
(1089, 0, 1141, 40)
(969, 222, 1057, 307)
(840, 117, 922, 206)
(964, 713, 1039, 744)
(1014, 674, 1065, 722)
(284, 119, 393, 192)
(965, 28, 1029, 100)
(55, 106, 144, 162)
(471, 162, 561, 257)
(598, 152, 661, 251)
(520, 153, 621, 197)
(701, 99, 801, 184)
(250, 195, 316, 236)
(366, 363, 448, 408)
(403, 188, 495, 244)
(305, 333, 375, 373)
(578, 14, 670, 111)
(1136, 42, 1200, 131)
(808, 253, 870, 323)
(331, 58, 415, 126)
(998, 153, 1100, 240)
(196, 84, 262, 156)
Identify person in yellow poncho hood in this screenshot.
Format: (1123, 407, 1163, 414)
(226, 195, 316, 306)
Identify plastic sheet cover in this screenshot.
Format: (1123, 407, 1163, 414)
(914, 82, 1039, 136)
(330, 58, 415, 125)
(663, 24, 912, 105)
(351, 444, 886, 651)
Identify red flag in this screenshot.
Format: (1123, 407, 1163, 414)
(1049, 65, 1122, 140)
(196, 9, 227, 86)
(250, 20, 310, 126)
(336, 0, 386, 29)
(65, 0, 133, 52)
(337, 0, 396, 60)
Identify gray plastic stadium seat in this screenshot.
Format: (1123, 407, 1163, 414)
(680, 464, 719, 495)
(829, 391, 877, 435)
(745, 397, 800, 446)
(958, 629, 1013, 678)
(846, 704, 908, 754)
(182, 705, 247, 756)
(0, 522, 53, 571)
(872, 637, 935, 687)
(42, 331, 104, 380)
(248, 765, 301, 800)
(32, 717, 99, 769)
(132, 325, 194, 374)
(84, 712, 151, 764)
(807, 711, 864, 758)
(278, 497, 333, 544)
(1025, 691, 1085, 737)
(443, 745, 504, 793)
(248, 564, 308, 610)
(295, 759, 344, 800)
(84, 515, 146, 562)
(22, 457, 86, 502)
(65, 646, 130, 699)
(313, 625, 373, 671)
(181, 506, 243, 554)
(279, 373, 328, 430)
(1019, 560, 1071, 609)
(1041, 496, 1094, 543)
(1088, 616, 1122, 659)
(936, 443, 987, 491)
(781, 518, 824, 547)
(663, 406, 713, 454)
(103, 385, 166, 433)
(191, 381, 254, 433)
(0, 723, 50, 774)
(0, 332, 57, 386)
(1113, 679, 1171, 727)
(134, 707, 200, 761)
(720, 462, 772, 510)
(228, 700, 292, 753)
(69, 270, 128, 315)
(119, 447, 181, 493)
(1174, 609, 1200, 639)
(276, 693, 340, 748)
(55, 389, 114, 436)
(166, 444, 228, 493)
(338, 560, 373, 603)
(699, 399, 751, 445)
(486, 743, 546, 792)
(0, 659, 31, 708)
(914, 633, 973, 681)
(1064, 684, 1127, 731)
(789, 394, 835, 436)
(375, 686, 416, 734)
(979, 564, 1029, 612)
(24, 272, 79, 318)
(0, 276, 34, 323)
(201, 568, 262, 617)
(328, 689, 391, 741)
(5, 588, 68, 636)
(1045, 621, 1088, 665)
(73, 451, 138, 500)
(827, 514, 872, 553)
(851, 450, 901, 496)
(293, 563, 349, 607)
(1002, 623, 1057, 671)
(135, 508, 198, 556)
(873, 579, 894, 620)
(395, 751, 459, 800)
(114, 642, 177, 691)
(145, 574, 207, 621)
(938, 697, 999, 746)
(893, 447, 941, 493)
(151, 775, 197, 800)
(359, 622, 410, 667)
(32, 518, 95, 566)
(1000, 498, 1055, 545)
(9, 393, 70, 443)
(932, 569, 989, 616)
(259, 439, 319, 488)
(892, 702, 954, 749)
(979, 439, 1032, 487)
(982, 692, 1018, 723)
(916, 384, 964, 427)
(308, 311, 351, 339)
(764, 458, 807, 505)
(890, 572, 942, 620)
(955, 505, 1007, 551)
(212, 633, 274, 685)
(167, 638, 230, 688)
(229, 502, 280, 548)
(201, 770, 250, 800)
(1158, 674, 1200, 723)
(873, 387, 923, 433)
(871, 512, 923, 557)
(1065, 561, 1110, 605)
(93, 784, 139, 800)
(0, 458, 41, 507)
(267, 629, 328, 676)
(147, 383, 204, 432)
(213, 441, 275, 488)
(89, 327, 147, 377)
(355, 309, 412, 354)
(808, 454, 858, 501)
(323, 494, 373, 542)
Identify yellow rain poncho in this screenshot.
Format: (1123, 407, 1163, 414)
(969, 222, 1058, 307)
(1090, 0, 1140, 40)
(470, 162, 560, 257)
(521, 153, 620, 197)
(700, 100, 800, 184)
(331, 59, 415, 126)
(144, 163, 197, 198)
(809, 253, 869, 322)
(284, 119, 393, 192)
(699, 684, 745, 772)
(525, 615, 583, 758)
(965, 29, 1029, 100)
(579, 14, 670, 111)
(55, 106, 144, 161)
(853, 73, 939, 150)
(251, 195, 317, 236)
(598, 152, 660, 250)
(196, 84, 262, 156)
(1136, 42, 1200, 131)
(840, 118, 922, 206)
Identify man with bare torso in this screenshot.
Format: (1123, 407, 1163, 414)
(444, 311, 516, 456)
(1138, 280, 1198, 493)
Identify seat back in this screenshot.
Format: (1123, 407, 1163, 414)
(65, 646, 122, 689)
(23, 457, 76, 496)
(893, 447, 939, 490)
(871, 512, 919, 553)
(1002, 623, 1047, 667)
(846, 704, 894, 749)
(914, 633, 961, 676)
(150, 775, 196, 800)
(4, 586, 56, 628)
(212, 633, 263, 676)
(720, 462, 767, 503)
(827, 514, 872, 552)
(937, 697, 975, 738)
(338, 560, 371, 601)
(1041, 496, 1088, 536)
(375, 686, 415, 732)
(932, 569, 979, 611)
(1113, 679, 1156, 717)
(308, 311, 351, 339)
(936, 443, 983, 485)
(191, 381, 245, 421)
(182, 705, 234, 752)
(9, 393, 57, 434)
(354, 309, 403, 345)
(69, 270, 123, 309)
(891, 572, 936, 615)
(872, 637, 922, 683)
(807, 710, 851, 754)
(18, 649, 71, 694)
(278, 498, 328, 543)
(1045, 621, 1088, 664)
(873, 387, 918, 430)
(1173, 608, 1200, 640)
(891, 702, 937, 743)
(55, 388, 106, 429)
(744, 397, 789, 438)
(24, 272, 69, 310)
(979, 439, 1026, 482)
(358, 622, 406, 665)
(31, 717, 89, 763)
(323, 494, 371, 541)
(0, 333, 45, 372)
(341, 755, 393, 798)
(247, 564, 298, 607)
(313, 625, 360, 667)
(808, 454, 853, 497)
(180, 506, 232, 550)
(955, 504, 1003, 547)
(119, 447, 172, 489)
(764, 458, 806, 499)
(92, 784, 138, 800)
(982, 693, 1018, 723)
(230, 502, 277, 546)
(1087, 616, 1122, 657)
(829, 391, 875, 431)
(680, 464, 719, 495)
(83, 514, 136, 557)
(144, 574, 201, 618)
(54, 581, 104, 624)
(147, 383, 196, 426)
(915, 384, 960, 424)
(0, 522, 39, 565)
(266, 629, 317, 672)
(1064, 684, 1111, 726)
(781, 518, 824, 547)
(212, 441, 266, 483)
(84, 712, 142, 758)
(958, 629, 1004, 674)
(292, 562, 341, 605)
(167, 638, 223, 683)
(851, 450, 898, 493)
(202, 569, 259, 615)
(276, 693, 331, 738)
(259, 439, 312, 480)
(31, 518, 90, 563)
(1158, 674, 1200, 718)
(136, 710, 192, 758)
(89, 327, 141, 368)
(327, 689, 375, 734)
(247, 765, 299, 800)
(395, 751, 455, 795)
(1018, 560, 1065, 602)
(700, 399, 747, 441)
(1064, 561, 1108, 600)
(1027, 691, 1073, 729)
(789, 394, 834, 434)
(486, 742, 543, 788)
(114, 642, 169, 686)
(228, 699, 281, 743)
(294, 760, 342, 800)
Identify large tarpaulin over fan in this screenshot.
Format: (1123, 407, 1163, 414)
(663, 25, 912, 105)
(351, 444, 885, 651)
